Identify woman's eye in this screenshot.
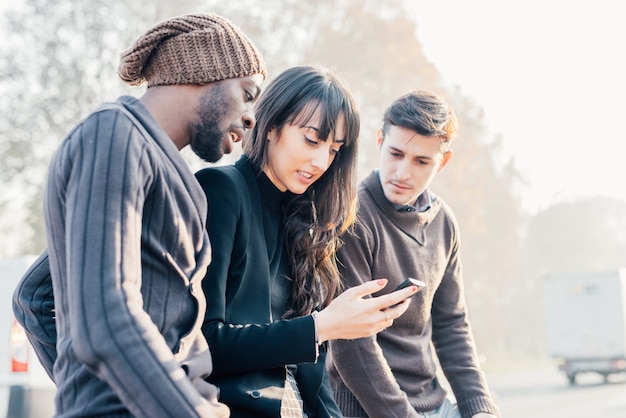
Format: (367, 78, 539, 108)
(304, 136, 318, 145)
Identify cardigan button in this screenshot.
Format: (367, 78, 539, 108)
(249, 390, 262, 399)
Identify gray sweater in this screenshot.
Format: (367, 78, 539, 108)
(327, 171, 499, 418)
(12, 96, 226, 418)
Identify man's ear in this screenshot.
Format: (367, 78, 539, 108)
(376, 129, 384, 150)
(437, 150, 453, 172)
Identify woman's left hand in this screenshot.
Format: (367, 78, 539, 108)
(314, 279, 416, 342)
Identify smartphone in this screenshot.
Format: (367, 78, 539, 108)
(393, 277, 426, 291)
(388, 277, 426, 308)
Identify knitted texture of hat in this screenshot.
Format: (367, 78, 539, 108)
(118, 13, 267, 87)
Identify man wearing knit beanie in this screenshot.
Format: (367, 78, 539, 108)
(12, 13, 266, 418)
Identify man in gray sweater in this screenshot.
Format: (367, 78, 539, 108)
(327, 91, 500, 418)
(12, 14, 266, 418)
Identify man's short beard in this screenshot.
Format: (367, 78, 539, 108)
(190, 119, 223, 163)
(190, 86, 228, 163)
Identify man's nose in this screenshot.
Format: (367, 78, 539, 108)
(395, 159, 411, 180)
(242, 111, 255, 130)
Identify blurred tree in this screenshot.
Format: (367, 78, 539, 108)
(527, 196, 626, 277)
(204, 0, 528, 359)
(1, 0, 529, 360)
(0, 0, 199, 255)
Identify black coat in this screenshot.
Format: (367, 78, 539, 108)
(195, 156, 341, 418)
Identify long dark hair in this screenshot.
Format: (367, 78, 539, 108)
(243, 66, 360, 317)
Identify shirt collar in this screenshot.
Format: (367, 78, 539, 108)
(394, 189, 432, 213)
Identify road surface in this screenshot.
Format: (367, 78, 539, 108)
(486, 365, 626, 417)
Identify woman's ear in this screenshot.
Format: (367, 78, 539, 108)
(268, 126, 279, 141)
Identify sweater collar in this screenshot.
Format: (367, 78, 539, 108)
(116, 95, 208, 220)
(363, 170, 441, 243)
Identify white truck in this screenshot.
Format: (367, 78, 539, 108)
(0, 257, 55, 417)
(543, 269, 626, 384)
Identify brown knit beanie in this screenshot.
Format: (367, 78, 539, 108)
(118, 13, 267, 87)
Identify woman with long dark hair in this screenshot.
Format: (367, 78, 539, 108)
(196, 66, 417, 417)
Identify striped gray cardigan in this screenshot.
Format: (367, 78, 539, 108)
(12, 96, 226, 418)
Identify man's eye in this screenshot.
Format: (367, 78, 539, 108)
(245, 91, 254, 101)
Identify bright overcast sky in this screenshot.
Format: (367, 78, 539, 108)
(409, 0, 626, 213)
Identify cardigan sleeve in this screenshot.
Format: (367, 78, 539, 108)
(196, 166, 318, 376)
(329, 217, 421, 418)
(11, 250, 57, 380)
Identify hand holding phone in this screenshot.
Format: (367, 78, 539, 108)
(388, 277, 426, 308)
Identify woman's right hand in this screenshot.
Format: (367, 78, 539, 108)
(314, 279, 416, 342)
